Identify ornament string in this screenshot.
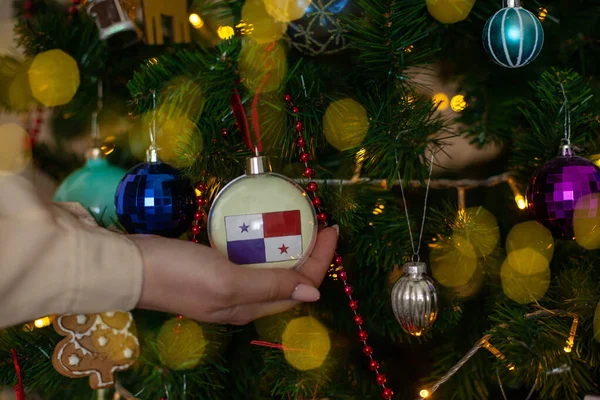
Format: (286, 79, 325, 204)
(395, 149, 435, 262)
(558, 84, 571, 144)
(11, 349, 25, 400)
(91, 80, 103, 147)
(285, 93, 393, 399)
(230, 87, 253, 151)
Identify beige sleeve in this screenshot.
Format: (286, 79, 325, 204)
(0, 172, 144, 329)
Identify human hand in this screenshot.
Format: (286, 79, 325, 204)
(132, 226, 338, 325)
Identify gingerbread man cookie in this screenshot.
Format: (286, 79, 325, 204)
(52, 312, 140, 389)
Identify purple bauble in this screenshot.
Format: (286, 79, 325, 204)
(526, 146, 600, 239)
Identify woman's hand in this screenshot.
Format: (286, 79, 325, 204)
(132, 226, 338, 325)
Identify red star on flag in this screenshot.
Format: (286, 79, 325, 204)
(278, 244, 289, 254)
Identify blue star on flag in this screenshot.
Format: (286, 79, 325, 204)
(239, 222, 250, 233)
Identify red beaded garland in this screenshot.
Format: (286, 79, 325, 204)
(191, 225, 201, 235)
(289, 97, 388, 397)
(381, 388, 394, 399)
(299, 152, 311, 162)
(303, 167, 315, 178)
(196, 197, 207, 207)
(191, 238, 199, 243)
(369, 359, 380, 371)
(194, 211, 205, 221)
(316, 212, 328, 223)
(196, 182, 208, 192)
(306, 181, 318, 192)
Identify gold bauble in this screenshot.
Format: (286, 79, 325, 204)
(263, 0, 311, 22)
(157, 318, 206, 371)
(281, 316, 330, 371)
(426, 0, 476, 24)
(506, 221, 554, 261)
(239, 40, 288, 94)
(28, 49, 80, 107)
(323, 98, 369, 151)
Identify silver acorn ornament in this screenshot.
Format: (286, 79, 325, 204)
(391, 262, 438, 337)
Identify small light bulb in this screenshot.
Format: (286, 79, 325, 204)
(189, 13, 204, 29)
(404, 44, 414, 53)
(450, 94, 467, 112)
(420, 389, 431, 398)
(563, 346, 572, 353)
(217, 25, 235, 40)
(538, 7, 548, 22)
(515, 195, 527, 210)
(34, 316, 51, 328)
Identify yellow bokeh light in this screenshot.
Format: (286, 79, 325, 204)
(189, 13, 204, 29)
(239, 40, 288, 94)
(34, 316, 52, 328)
(263, 0, 311, 22)
(241, 0, 287, 43)
(323, 98, 369, 151)
(500, 258, 550, 304)
(426, 0, 476, 24)
(217, 25, 235, 39)
(0, 123, 31, 174)
(506, 248, 549, 276)
(157, 318, 206, 371)
(453, 207, 500, 258)
(432, 92, 449, 111)
(281, 316, 331, 371)
(430, 239, 478, 288)
(515, 194, 527, 210)
(450, 94, 467, 112)
(538, 7, 548, 22)
(574, 193, 600, 250)
(420, 389, 431, 398)
(28, 49, 80, 107)
(506, 221, 554, 262)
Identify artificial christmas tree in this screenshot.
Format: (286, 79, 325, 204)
(2, 0, 600, 399)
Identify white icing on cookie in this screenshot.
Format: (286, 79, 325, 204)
(68, 354, 80, 366)
(104, 312, 115, 317)
(123, 348, 134, 358)
(76, 315, 87, 324)
(97, 336, 108, 346)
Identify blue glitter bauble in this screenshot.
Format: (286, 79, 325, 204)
(115, 162, 196, 237)
(482, 6, 544, 68)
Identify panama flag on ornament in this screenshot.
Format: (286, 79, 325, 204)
(225, 210, 303, 264)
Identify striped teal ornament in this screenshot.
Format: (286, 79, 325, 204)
(482, 5, 544, 68)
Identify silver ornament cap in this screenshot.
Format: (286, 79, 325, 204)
(391, 262, 438, 336)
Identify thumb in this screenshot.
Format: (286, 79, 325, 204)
(228, 265, 321, 305)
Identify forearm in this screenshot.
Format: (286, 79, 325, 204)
(0, 173, 143, 329)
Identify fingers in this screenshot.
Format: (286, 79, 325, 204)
(296, 226, 338, 286)
(212, 300, 300, 325)
(227, 265, 318, 305)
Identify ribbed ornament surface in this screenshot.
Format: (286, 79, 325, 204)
(391, 262, 438, 336)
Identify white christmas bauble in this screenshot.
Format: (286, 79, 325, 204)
(208, 156, 317, 269)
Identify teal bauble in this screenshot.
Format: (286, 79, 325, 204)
(482, 4, 544, 68)
(54, 156, 127, 226)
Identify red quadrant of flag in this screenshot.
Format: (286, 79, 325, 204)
(263, 210, 301, 238)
